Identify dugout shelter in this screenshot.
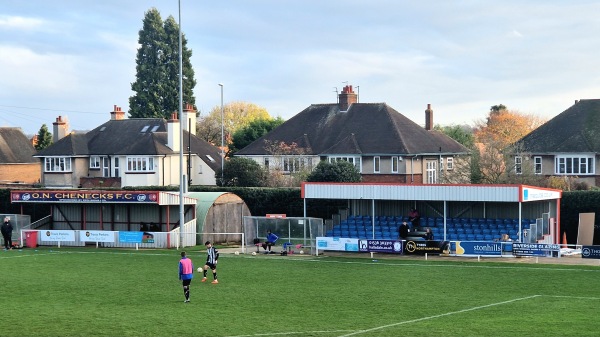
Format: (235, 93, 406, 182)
(301, 183, 562, 244)
(9, 190, 248, 249)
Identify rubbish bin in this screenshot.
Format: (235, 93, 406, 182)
(24, 231, 38, 248)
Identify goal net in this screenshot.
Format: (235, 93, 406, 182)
(243, 216, 324, 255)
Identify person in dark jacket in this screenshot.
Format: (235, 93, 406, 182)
(1, 217, 14, 250)
(398, 222, 410, 240)
(424, 227, 434, 241)
(408, 209, 421, 228)
(262, 229, 279, 254)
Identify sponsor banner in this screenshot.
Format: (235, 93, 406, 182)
(11, 191, 158, 203)
(522, 187, 561, 202)
(358, 239, 403, 254)
(452, 241, 503, 256)
(512, 243, 560, 257)
(40, 230, 75, 242)
(581, 246, 600, 259)
(404, 240, 449, 255)
(119, 231, 143, 243)
(80, 231, 115, 243)
(316, 237, 359, 252)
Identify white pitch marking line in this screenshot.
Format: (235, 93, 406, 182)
(336, 295, 542, 337)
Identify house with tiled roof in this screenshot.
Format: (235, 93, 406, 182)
(0, 127, 40, 186)
(235, 85, 469, 184)
(514, 99, 600, 188)
(35, 105, 222, 188)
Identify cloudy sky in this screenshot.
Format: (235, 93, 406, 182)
(2, 1, 600, 136)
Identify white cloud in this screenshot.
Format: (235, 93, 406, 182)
(0, 15, 44, 30)
(0, 45, 80, 95)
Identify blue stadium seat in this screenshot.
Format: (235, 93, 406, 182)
(484, 234, 494, 241)
(475, 234, 485, 241)
(466, 234, 475, 241)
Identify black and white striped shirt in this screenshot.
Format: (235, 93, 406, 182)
(206, 246, 219, 264)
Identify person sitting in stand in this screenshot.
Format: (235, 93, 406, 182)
(398, 221, 410, 240)
(424, 227, 434, 241)
(408, 208, 421, 228)
(262, 229, 279, 254)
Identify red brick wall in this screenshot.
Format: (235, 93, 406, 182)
(361, 174, 423, 184)
(0, 164, 41, 184)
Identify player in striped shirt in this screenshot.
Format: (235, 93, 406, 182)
(178, 251, 194, 303)
(201, 241, 219, 284)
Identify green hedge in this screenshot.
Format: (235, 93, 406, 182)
(560, 191, 600, 245)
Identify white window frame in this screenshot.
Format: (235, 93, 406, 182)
(45, 157, 72, 172)
(327, 156, 362, 173)
(113, 157, 120, 177)
(555, 155, 595, 175)
(534, 156, 542, 175)
(426, 160, 437, 183)
(126, 156, 155, 172)
(102, 157, 110, 177)
(282, 156, 312, 173)
(374, 156, 380, 173)
(446, 157, 454, 170)
(391, 156, 398, 173)
(515, 156, 522, 174)
(90, 156, 101, 169)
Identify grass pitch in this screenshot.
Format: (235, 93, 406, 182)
(1, 246, 599, 337)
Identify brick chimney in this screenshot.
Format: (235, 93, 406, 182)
(52, 115, 69, 143)
(182, 103, 196, 135)
(425, 104, 434, 131)
(110, 105, 125, 120)
(167, 112, 180, 152)
(31, 135, 38, 147)
(338, 85, 357, 111)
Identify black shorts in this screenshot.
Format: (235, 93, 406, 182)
(262, 242, 274, 248)
(182, 279, 191, 286)
(205, 262, 216, 270)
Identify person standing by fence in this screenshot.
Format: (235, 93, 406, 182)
(178, 251, 194, 303)
(1, 217, 13, 250)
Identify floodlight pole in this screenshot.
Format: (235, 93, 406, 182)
(178, 0, 185, 249)
(219, 83, 224, 185)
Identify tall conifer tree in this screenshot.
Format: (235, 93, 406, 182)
(129, 8, 196, 119)
(35, 124, 53, 150)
